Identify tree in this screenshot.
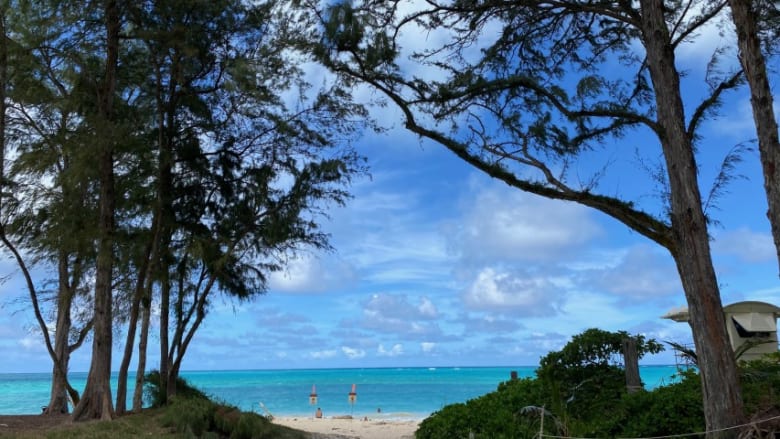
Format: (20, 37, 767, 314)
(726, 0, 780, 276)
(70, 0, 122, 421)
(1, 0, 366, 421)
(0, 0, 98, 415)
(314, 0, 747, 435)
(107, 0, 368, 409)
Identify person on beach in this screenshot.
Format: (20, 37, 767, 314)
(315, 408, 322, 419)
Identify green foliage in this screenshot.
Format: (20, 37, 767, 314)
(159, 396, 301, 439)
(612, 369, 704, 437)
(418, 328, 702, 439)
(740, 352, 780, 414)
(144, 370, 210, 408)
(160, 397, 217, 437)
(419, 333, 780, 439)
(536, 328, 664, 422)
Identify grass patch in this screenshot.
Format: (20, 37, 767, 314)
(7, 402, 306, 439)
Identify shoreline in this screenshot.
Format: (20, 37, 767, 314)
(272, 416, 420, 439)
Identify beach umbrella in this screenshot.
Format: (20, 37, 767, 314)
(348, 383, 357, 416)
(348, 383, 357, 404)
(309, 384, 318, 405)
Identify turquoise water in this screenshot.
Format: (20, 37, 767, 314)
(0, 366, 682, 418)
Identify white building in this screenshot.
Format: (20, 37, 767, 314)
(662, 301, 780, 362)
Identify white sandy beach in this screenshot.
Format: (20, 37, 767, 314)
(273, 416, 420, 439)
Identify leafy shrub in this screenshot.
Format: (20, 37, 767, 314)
(740, 352, 780, 415)
(160, 397, 217, 437)
(232, 412, 275, 439)
(144, 370, 210, 408)
(417, 328, 707, 439)
(417, 378, 550, 439)
(607, 369, 704, 438)
(159, 396, 283, 439)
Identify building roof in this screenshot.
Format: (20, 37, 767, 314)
(661, 300, 780, 323)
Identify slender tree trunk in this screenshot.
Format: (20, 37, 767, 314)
(728, 0, 780, 276)
(72, 0, 120, 422)
(115, 296, 139, 414)
(159, 266, 171, 403)
(46, 256, 74, 414)
(639, 0, 744, 436)
(133, 293, 152, 412)
(116, 236, 155, 414)
(47, 328, 72, 414)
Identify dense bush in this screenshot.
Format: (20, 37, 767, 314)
(418, 331, 780, 439)
(159, 397, 294, 439)
(741, 352, 780, 415)
(604, 369, 704, 438)
(144, 370, 210, 408)
(416, 378, 548, 439)
(146, 370, 303, 438)
(417, 329, 700, 439)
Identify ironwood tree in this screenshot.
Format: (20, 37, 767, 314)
(1, 0, 367, 421)
(0, 0, 101, 416)
(313, 0, 750, 436)
(726, 0, 780, 277)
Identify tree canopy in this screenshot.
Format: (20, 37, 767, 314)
(0, 0, 367, 420)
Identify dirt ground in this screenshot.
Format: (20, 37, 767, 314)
(0, 414, 70, 436)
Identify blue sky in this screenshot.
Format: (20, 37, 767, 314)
(1, 7, 779, 374)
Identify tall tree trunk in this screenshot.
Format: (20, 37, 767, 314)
(133, 292, 152, 412)
(45, 255, 75, 414)
(639, 0, 744, 436)
(115, 292, 140, 414)
(159, 266, 171, 403)
(116, 235, 155, 414)
(72, 0, 120, 422)
(728, 0, 780, 276)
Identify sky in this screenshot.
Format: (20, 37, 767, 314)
(1, 4, 779, 374)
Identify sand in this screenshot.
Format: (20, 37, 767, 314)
(272, 416, 420, 439)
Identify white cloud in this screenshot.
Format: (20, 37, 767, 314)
(712, 227, 776, 263)
(269, 253, 356, 294)
(420, 342, 436, 353)
(586, 245, 681, 299)
(458, 312, 524, 333)
(417, 297, 438, 318)
(350, 293, 451, 341)
(462, 267, 564, 315)
(674, 5, 735, 64)
(377, 343, 404, 357)
(451, 185, 602, 264)
(18, 336, 40, 350)
(309, 349, 338, 359)
(364, 293, 439, 321)
(341, 346, 366, 359)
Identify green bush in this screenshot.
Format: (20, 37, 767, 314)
(417, 378, 550, 439)
(160, 397, 217, 437)
(232, 412, 274, 439)
(417, 329, 709, 439)
(606, 369, 704, 438)
(159, 397, 282, 439)
(144, 370, 210, 408)
(740, 352, 780, 415)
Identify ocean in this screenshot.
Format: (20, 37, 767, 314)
(0, 366, 682, 419)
